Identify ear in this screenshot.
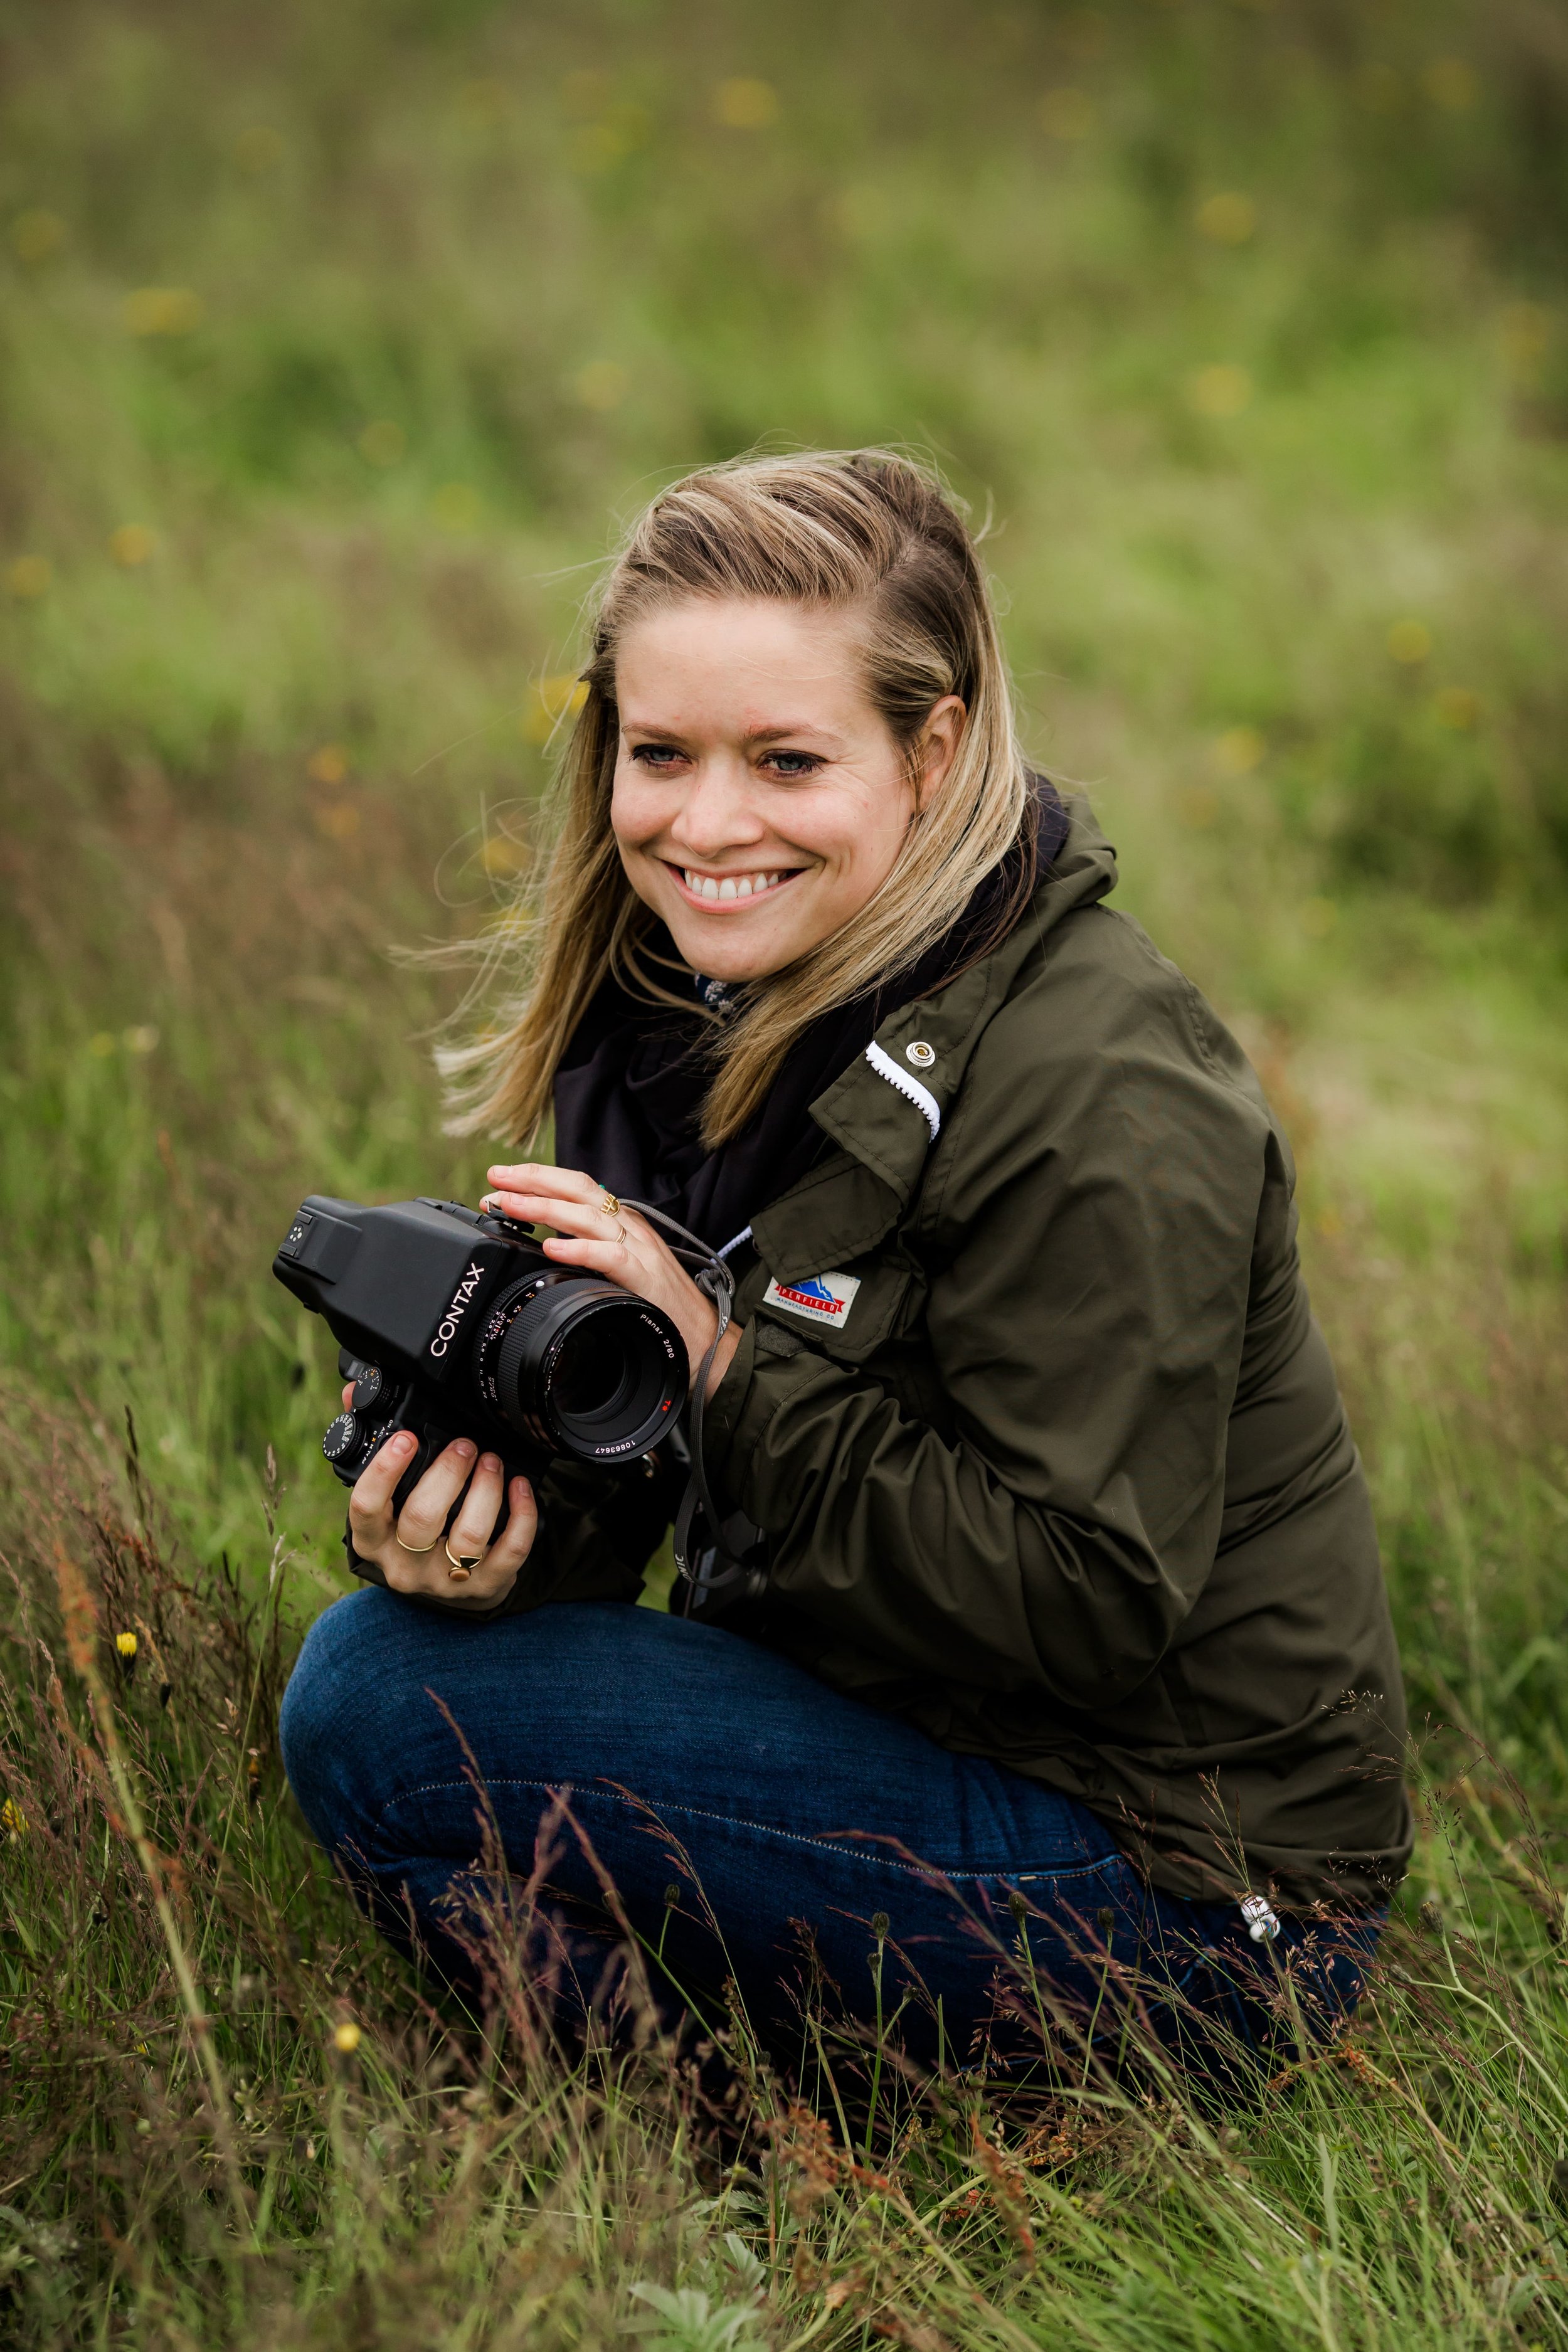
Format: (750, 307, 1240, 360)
(913, 696, 967, 810)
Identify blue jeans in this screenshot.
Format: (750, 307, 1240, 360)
(280, 1591, 1382, 2083)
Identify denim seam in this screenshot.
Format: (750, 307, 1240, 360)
(370, 1772, 1125, 1888)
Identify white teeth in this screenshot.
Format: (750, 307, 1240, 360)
(682, 867, 790, 901)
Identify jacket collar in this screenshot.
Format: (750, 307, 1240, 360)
(751, 797, 1117, 1279)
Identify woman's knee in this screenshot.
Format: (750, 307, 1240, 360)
(279, 1586, 408, 1845)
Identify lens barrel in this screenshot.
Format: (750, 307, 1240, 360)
(476, 1272, 684, 1460)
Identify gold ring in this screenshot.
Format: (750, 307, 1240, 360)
(599, 1189, 622, 1218)
(611, 1219, 628, 1245)
(394, 1532, 441, 1555)
(444, 1537, 484, 1579)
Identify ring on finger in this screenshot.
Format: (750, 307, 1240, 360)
(444, 1537, 485, 1581)
(395, 1531, 442, 1555)
(598, 1189, 622, 1219)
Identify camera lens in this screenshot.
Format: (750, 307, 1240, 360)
(551, 1319, 634, 1424)
(477, 1273, 685, 1461)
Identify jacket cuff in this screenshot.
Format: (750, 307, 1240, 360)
(703, 1319, 840, 1518)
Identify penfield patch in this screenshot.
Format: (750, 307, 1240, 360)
(761, 1269, 862, 1328)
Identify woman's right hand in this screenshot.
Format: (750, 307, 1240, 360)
(342, 1386, 537, 1611)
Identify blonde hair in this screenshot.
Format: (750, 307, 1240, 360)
(440, 450, 1032, 1149)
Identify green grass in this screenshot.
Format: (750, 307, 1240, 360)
(3, 0, 1568, 2341)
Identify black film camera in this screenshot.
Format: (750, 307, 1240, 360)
(272, 1195, 687, 1522)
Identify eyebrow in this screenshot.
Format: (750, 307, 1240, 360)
(622, 720, 835, 747)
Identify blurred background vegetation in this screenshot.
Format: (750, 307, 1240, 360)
(3, 3, 1568, 2338)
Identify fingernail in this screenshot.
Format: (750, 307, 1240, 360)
(453, 1439, 476, 1460)
(480, 1454, 500, 1473)
(392, 1432, 416, 1454)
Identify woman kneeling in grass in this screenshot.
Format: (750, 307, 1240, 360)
(281, 451, 1409, 2078)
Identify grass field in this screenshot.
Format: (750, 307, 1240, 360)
(3, 1, 1568, 2343)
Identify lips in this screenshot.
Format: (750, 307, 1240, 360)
(674, 866, 797, 904)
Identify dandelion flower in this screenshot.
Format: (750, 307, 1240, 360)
(1213, 725, 1265, 775)
(1187, 363, 1253, 418)
(430, 481, 482, 532)
(235, 126, 284, 172)
(1387, 618, 1431, 665)
(1422, 57, 1477, 113)
(357, 420, 405, 467)
(521, 675, 588, 744)
(6, 555, 51, 599)
(480, 835, 527, 878)
(573, 361, 629, 413)
(312, 802, 361, 840)
(13, 209, 66, 263)
(712, 77, 779, 129)
(1195, 191, 1257, 245)
(123, 287, 203, 337)
(307, 744, 349, 785)
(1041, 88, 1096, 140)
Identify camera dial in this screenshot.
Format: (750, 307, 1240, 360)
(322, 1410, 363, 1465)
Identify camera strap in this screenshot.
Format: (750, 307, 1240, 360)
(620, 1200, 765, 1611)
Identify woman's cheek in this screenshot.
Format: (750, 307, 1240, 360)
(611, 803, 671, 899)
(610, 767, 669, 845)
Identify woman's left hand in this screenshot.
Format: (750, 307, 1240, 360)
(480, 1163, 742, 1399)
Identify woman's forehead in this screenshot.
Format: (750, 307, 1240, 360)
(614, 597, 873, 733)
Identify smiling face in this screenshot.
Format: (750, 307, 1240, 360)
(610, 598, 963, 984)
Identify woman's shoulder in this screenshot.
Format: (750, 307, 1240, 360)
(1014, 890, 1246, 1054)
(993, 795, 1247, 1064)
(918, 906, 1280, 1244)
(951, 895, 1274, 1154)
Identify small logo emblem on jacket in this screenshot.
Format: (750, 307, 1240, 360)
(762, 1270, 862, 1327)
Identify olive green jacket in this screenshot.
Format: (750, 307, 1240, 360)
(439, 800, 1412, 1909)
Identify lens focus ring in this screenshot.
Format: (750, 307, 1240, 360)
(477, 1273, 684, 1461)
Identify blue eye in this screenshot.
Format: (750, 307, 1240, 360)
(765, 751, 821, 777)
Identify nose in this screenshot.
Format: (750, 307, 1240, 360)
(666, 755, 767, 861)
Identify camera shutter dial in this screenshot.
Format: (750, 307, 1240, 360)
(322, 1411, 361, 1465)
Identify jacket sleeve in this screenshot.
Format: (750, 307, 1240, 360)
(345, 1454, 679, 1622)
(703, 941, 1277, 1712)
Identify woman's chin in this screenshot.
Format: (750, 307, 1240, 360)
(644, 879, 815, 980)
(662, 905, 808, 983)
(668, 929, 792, 983)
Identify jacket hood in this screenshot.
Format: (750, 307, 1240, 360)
(1035, 793, 1118, 929)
